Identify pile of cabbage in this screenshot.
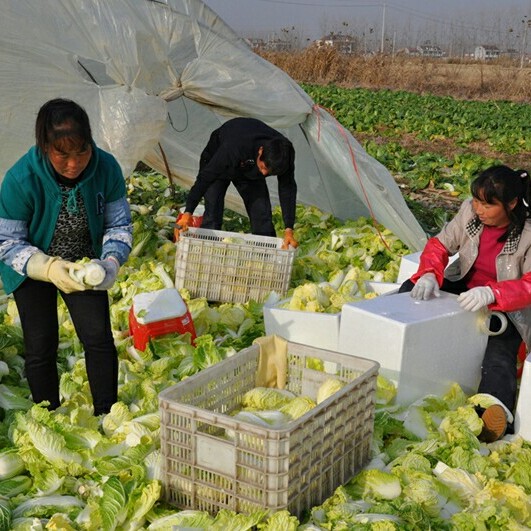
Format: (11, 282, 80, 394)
(228, 380, 345, 432)
(0, 171, 530, 530)
(275, 207, 408, 314)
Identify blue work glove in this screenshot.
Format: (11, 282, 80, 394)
(91, 257, 120, 291)
(457, 286, 495, 312)
(410, 272, 440, 300)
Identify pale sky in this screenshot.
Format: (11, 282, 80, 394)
(203, 0, 531, 49)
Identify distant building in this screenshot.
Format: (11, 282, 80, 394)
(397, 46, 420, 56)
(474, 45, 500, 61)
(315, 33, 358, 54)
(398, 44, 444, 57)
(500, 48, 520, 60)
(245, 38, 265, 51)
(417, 44, 445, 58)
(264, 37, 291, 52)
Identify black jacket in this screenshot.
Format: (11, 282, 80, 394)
(185, 117, 297, 229)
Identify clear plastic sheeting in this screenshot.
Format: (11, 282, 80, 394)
(0, 0, 427, 250)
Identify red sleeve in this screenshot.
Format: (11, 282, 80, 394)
(488, 271, 531, 312)
(410, 237, 450, 286)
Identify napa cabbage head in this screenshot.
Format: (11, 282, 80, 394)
(438, 406, 482, 448)
(317, 379, 345, 404)
(279, 396, 317, 420)
(12, 495, 85, 520)
(375, 374, 397, 406)
(345, 469, 402, 501)
(0, 448, 25, 480)
(242, 387, 295, 410)
(259, 509, 299, 530)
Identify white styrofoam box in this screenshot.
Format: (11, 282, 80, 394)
(514, 352, 531, 441)
(263, 281, 400, 351)
(396, 251, 422, 284)
(396, 251, 460, 284)
(263, 302, 341, 352)
(365, 281, 400, 296)
(338, 291, 489, 405)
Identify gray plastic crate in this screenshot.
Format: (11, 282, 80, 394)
(159, 341, 379, 517)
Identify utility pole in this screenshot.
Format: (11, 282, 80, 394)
(520, 17, 530, 69)
(380, 2, 386, 54)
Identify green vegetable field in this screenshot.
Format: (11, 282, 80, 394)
(303, 84, 531, 235)
(0, 88, 530, 530)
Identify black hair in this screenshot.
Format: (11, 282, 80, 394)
(470, 164, 531, 240)
(35, 98, 93, 155)
(260, 137, 294, 176)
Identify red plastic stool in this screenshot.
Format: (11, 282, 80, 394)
(129, 288, 196, 351)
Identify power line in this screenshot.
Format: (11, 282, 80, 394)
(390, 2, 502, 33)
(226, 0, 523, 36)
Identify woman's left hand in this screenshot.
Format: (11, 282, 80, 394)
(457, 286, 495, 312)
(91, 257, 120, 290)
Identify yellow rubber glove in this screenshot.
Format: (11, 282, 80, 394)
(253, 335, 288, 389)
(26, 252, 86, 293)
(282, 228, 298, 250)
(174, 212, 193, 242)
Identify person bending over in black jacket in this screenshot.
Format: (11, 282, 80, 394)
(176, 117, 298, 249)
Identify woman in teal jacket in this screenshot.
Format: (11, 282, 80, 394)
(0, 98, 132, 415)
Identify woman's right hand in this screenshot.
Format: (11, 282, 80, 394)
(26, 252, 86, 293)
(47, 260, 87, 293)
(410, 272, 440, 300)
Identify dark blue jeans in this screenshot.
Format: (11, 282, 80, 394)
(14, 278, 118, 415)
(399, 278, 522, 414)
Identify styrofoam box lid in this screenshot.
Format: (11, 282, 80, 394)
(133, 288, 187, 324)
(343, 290, 463, 323)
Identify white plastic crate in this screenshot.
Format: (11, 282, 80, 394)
(263, 281, 399, 352)
(159, 341, 379, 517)
(174, 228, 296, 303)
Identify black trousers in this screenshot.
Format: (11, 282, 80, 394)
(14, 278, 118, 415)
(202, 178, 275, 236)
(399, 278, 522, 414)
(199, 130, 276, 237)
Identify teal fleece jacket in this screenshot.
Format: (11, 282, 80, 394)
(0, 144, 132, 294)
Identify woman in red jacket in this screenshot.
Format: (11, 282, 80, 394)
(400, 165, 531, 442)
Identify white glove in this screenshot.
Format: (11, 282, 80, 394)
(457, 286, 495, 312)
(410, 272, 440, 300)
(91, 257, 120, 291)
